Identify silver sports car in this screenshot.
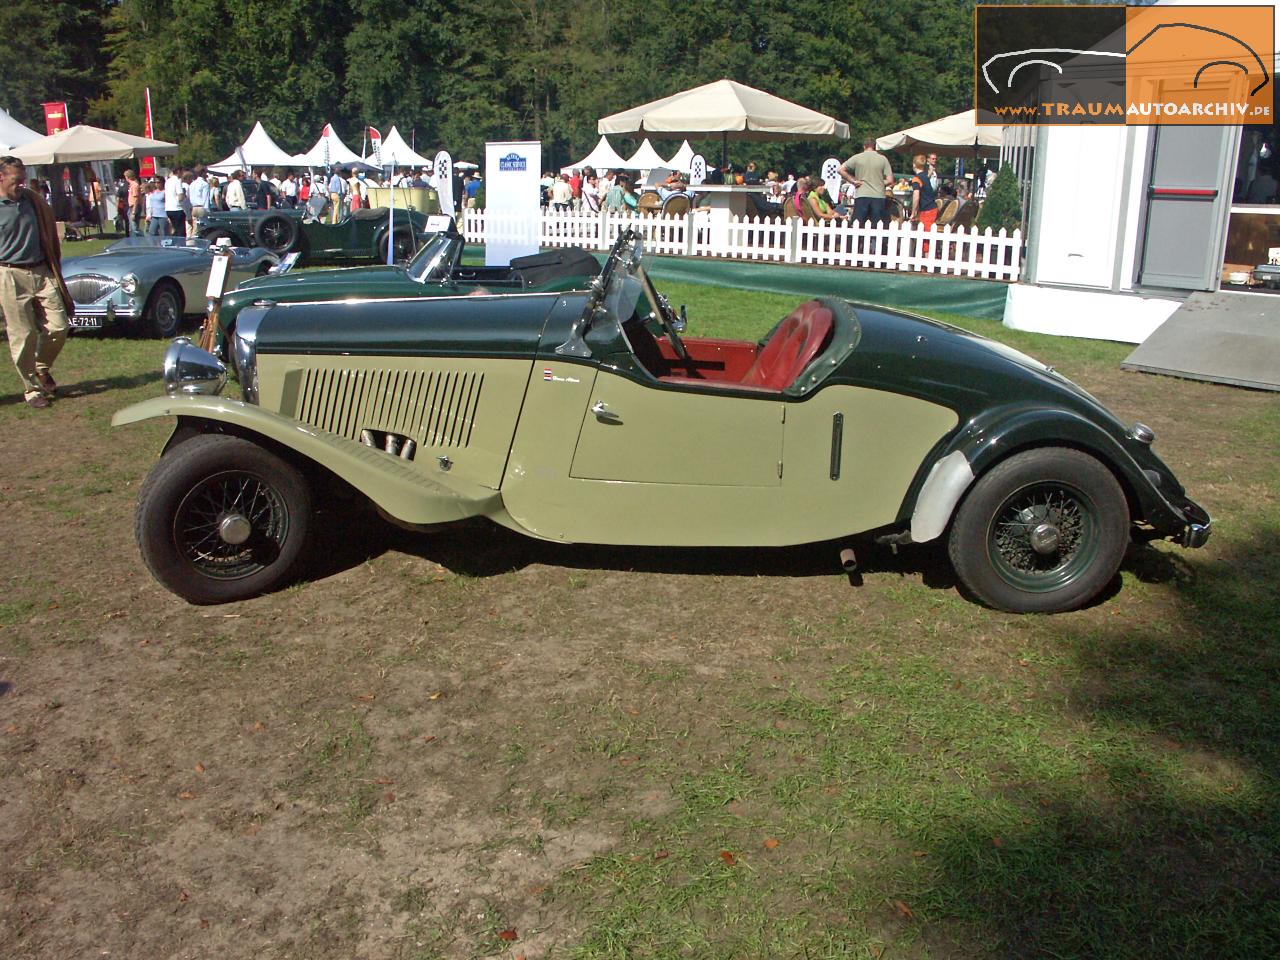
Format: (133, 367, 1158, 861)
(62, 237, 281, 338)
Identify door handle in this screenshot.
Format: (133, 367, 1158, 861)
(591, 400, 621, 423)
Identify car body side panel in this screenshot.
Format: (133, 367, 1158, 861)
(570, 371, 784, 486)
(255, 353, 533, 491)
(778, 384, 959, 542)
(501, 371, 957, 547)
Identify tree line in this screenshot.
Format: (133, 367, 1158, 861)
(2, 0, 981, 174)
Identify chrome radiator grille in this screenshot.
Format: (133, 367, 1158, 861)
(294, 367, 484, 448)
(66, 275, 120, 303)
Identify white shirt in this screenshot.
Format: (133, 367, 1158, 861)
(282, 178, 298, 198)
(164, 173, 184, 212)
(225, 178, 246, 210)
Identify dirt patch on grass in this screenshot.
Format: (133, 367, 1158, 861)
(1, 341, 1277, 959)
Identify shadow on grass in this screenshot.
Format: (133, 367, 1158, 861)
(913, 527, 1280, 958)
(304, 506, 965, 586)
(0, 370, 162, 407)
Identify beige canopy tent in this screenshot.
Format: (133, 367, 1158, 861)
(10, 124, 178, 164)
(875, 110, 1002, 157)
(599, 78, 850, 166)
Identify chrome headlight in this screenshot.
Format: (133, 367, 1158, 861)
(233, 306, 269, 405)
(120, 273, 139, 295)
(163, 338, 227, 396)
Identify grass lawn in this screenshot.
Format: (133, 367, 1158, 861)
(1, 274, 1277, 959)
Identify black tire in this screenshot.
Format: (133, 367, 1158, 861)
(141, 280, 184, 338)
(136, 435, 312, 604)
(375, 226, 415, 263)
(254, 214, 298, 254)
(947, 448, 1129, 614)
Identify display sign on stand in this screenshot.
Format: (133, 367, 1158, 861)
(433, 151, 454, 218)
(484, 141, 541, 267)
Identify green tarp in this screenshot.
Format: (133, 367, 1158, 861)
(644, 256, 1010, 321)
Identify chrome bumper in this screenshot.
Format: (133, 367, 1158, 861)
(71, 302, 141, 320)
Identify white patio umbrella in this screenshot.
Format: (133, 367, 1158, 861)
(599, 78, 850, 166)
(0, 107, 41, 152)
(875, 110, 1002, 157)
(11, 123, 178, 164)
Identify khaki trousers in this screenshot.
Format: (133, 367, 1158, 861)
(0, 263, 69, 401)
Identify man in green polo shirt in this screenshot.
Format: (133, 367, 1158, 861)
(0, 156, 72, 409)
(839, 137, 895, 227)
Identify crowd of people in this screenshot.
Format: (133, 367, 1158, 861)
(93, 163, 449, 238)
(533, 140, 991, 227)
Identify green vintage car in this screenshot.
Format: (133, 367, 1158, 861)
(198, 198, 436, 263)
(114, 230, 1210, 613)
(211, 229, 600, 368)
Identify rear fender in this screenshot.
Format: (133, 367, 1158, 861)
(112, 396, 501, 525)
(904, 405, 1173, 543)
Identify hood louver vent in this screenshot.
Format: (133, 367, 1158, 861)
(295, 367, 483, 449)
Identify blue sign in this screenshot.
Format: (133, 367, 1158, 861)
(498, 152, 527, 172)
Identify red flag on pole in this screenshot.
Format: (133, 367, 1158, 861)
(42, 102, 70, 135)
(139, 88, 156, 178)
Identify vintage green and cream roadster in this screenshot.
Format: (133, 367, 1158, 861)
(113, 230, 1210, 613)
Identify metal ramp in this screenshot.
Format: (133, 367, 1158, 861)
(1121, 291, 1280, 392)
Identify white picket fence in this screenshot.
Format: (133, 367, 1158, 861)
(461, 208, 1023, 281)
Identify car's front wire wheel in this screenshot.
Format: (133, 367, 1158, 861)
(141, 280, 184, 338)
(948, 447, 1129, 613)
(136, 435, 312, 604)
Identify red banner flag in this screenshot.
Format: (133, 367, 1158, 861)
(42, 102, 70, 135)
(367, 126, 382, 143)
(139, 88, 156, 179)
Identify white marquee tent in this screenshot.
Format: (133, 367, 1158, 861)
(624, 138, 668, 170)
(0, 107, 40, 152)
(665, 140, 696, 173)
(366, 125, 433, 169)
(294, 123, 364, 167)
(209, 121, 302, 173)
(561, 135, 628, 174)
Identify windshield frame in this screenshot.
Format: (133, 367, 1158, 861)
(106, 236, 215, 254)
(406, 232, 461, 283)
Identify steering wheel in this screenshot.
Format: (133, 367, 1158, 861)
(654, 292, 689, 362)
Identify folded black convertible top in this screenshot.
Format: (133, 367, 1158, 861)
(510, 247, 599, 287)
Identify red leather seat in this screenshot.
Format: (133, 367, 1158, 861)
(739, 300, 833, 390)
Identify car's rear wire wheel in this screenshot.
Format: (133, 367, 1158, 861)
(255, 214, 298, 254)
(378, 226, 415, 263)
(136, 435, 312, 604)
(948, 447, 1129, 613)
